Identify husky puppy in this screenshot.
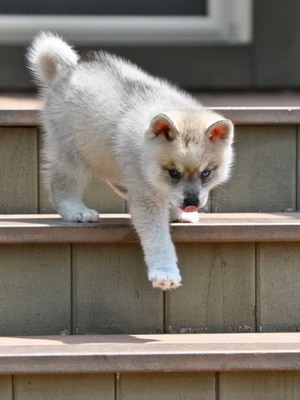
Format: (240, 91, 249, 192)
(27, 33, 234, 290)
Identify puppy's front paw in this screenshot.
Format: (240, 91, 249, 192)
(170, 207, 200, 223)
(180, 211, 200, 223)
(148, 268, 182, 290)
(64, 208, 100, 223)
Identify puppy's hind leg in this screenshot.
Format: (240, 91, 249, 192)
(46, 161, 100, 223)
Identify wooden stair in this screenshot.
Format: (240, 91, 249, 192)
(0, 97, 300, 399)
(0, 333, 299, 374)
(0, 212, 300, 243)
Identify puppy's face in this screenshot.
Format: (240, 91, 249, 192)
(144, 111, 234, 211)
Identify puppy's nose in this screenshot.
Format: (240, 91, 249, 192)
(183, 194, 199, 208)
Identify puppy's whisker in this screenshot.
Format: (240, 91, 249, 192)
(213, 185, 231, 197)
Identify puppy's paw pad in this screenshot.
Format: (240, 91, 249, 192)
(152, 279, 182, 290)
(149, 270, 182, 290)
(71, 209, 100, 223)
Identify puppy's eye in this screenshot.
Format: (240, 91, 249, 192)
(201, 170, 211, 179)
(168, 169, 181, 181)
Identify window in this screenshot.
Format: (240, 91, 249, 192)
(0, 0, 252, 45)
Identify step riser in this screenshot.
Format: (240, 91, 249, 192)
(1, 372, 300, 399)
(0, 242, 299, 336)
(0, 123, 299, 214)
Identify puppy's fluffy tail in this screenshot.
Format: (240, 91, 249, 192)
(27, 32, 79, 86)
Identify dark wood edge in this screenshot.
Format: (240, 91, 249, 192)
(0, 109, 40, 126)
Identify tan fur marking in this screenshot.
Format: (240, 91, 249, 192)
(183, 164, 200, 179)
(161, 162, 177, 171)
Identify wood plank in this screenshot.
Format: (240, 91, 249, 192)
(0, 377, 12, 400)
(14, 375, 114, 400)
(0, 127, 38, 213)
(117, 372, 215, 400)
(0, 213, 299, 244)
(0, 244, 71, 335)
(72, 244, 164, 334)
(39, 175, 126, 213)
(212, 126, 297, 212)
(5, 92, 300, 109)
(0, 45, 250, 91)
(166, 243, 255, 333)
(257, 243, 300, 332)
(296, 126, 300, 211)
(0, 333, 299, 374)
(215, 107, 300, 125)
(0, 109, 39, 126)
(83, 176, 126, 213)
(220, 372, 300, 400)
(3, 108, 300, 127)
(255, 1, 300, 88)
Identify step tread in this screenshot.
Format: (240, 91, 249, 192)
(2, 91, 300, 108)
(0, 213, 299, 243)
(2, 107, 300, 126)
(2, 92, 300, 125)
(0, 333, 299, 374)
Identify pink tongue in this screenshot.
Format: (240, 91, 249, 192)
(182, 206, 198, 213)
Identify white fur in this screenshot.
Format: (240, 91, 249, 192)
(27, 32, 234, 290)
(27, 32, 79, 86)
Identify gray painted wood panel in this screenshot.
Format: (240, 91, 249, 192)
(255, 1, 300, 88)
(0, 45, 251, 90)
(0, 376, 12, 400)
(212, 126, 297, 212)
(0, 244, 71, 335)
(14, 374, 114, 400)
(83, 176, 126, 213)
(39, 174, 126, 213)
(257, 243, 300, 332)
(72, 244, 164, 334)
(0, 127, 38, 213)
(118, 372, 215, 400)
(297, 127, 300, 211)
(220, 371, 300, 400)
(166, 243, 255, 333)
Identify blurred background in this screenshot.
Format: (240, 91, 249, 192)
(0, 0, 299, 93)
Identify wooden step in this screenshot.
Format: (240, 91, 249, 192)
(0, 212, 299, 337)
(0, 333, 299, 374)
(0, 213, 299, 244)
(1, 101, 299, 214)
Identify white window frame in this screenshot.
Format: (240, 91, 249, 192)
(0, 0, 252, 45)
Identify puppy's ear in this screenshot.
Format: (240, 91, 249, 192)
(148, 114, 179, 141)
(206, 120, 234, 144)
